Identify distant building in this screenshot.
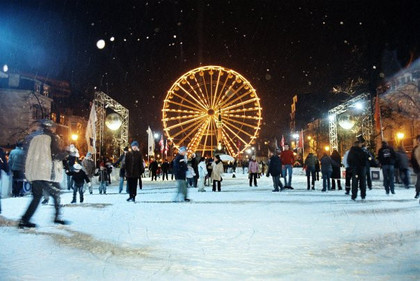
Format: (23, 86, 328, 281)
(0, 71, 87, 152)
(377, 63, 420, 151)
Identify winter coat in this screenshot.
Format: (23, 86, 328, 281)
(161, 161, 169, 172)
(348, 146, 367, 169)
(267, 155, 282, 177)
(82, 158, 96, 178)
(396, 150, 409, 170)
(25, 129, 65, 182)
(320, 155, 333, 174)
(378, 145, 396, 166)
(330, 152, 341, 179)
(304, 153, 318, 169)
(173, 154, 188, 180)
(191, 156, 199, 176)
(149, 161, 158, 172)
(0, 147, 9, 179)
(412, 145, 420, 173)
(67, 169, 90, 186)
(280, 150, 294, 165)
(211, 160, 224, 181)
(96, 168, 109, 182)
(198, 161, 208, 178)
(186, 166, 196, 178)
(248, 160, 259, 173)
(8, 147, 25, 172)
(125, 150, 144, 178)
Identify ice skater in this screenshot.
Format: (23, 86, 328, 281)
(19, 119, 68, 228)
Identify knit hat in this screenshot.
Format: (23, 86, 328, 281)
(178, 146, 187, 153)
(131, 141, 139, 147)
(86, 152, 92, 158)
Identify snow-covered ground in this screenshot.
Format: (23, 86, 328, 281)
(1, 172, 419, 281)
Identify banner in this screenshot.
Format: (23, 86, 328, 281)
(159, 134, 164, 155)
(146, 126, 154, 156)
(85, 103, 97, 153)
(298, 130, 304, 149)
(280, 135, 285, 150)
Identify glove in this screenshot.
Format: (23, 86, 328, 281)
(266, 173, 269, 177)
(87, 182, 92, 187)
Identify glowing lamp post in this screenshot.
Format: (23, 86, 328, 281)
(396, 132, 404, 146)
(71, 134, 79, 141)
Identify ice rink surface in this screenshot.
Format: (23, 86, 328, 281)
(1, 172, 419, 280)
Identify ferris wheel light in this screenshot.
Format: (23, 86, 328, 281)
(162, 65, 261, 157)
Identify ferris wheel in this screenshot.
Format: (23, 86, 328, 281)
(162, 65, 262, 157)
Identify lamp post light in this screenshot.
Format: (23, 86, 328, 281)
(71, 134, 79, 142)
(396, 132, 404, 147)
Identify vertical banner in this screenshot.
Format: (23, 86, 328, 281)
(85, 103, 97, 153)
(146, 126, 154, 157)
(159, 135, 164, 156)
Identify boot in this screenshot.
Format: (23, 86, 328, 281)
(54, 219, 69, 225)
(80, 196, 84, 203)
(18, 220, 36, 228)
(415, 192, 419, 199)
(71, 198, 76, 204)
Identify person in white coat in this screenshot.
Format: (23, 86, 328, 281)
(197, 158, 208, 192)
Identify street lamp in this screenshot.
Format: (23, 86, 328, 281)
(396, 132, 404, 146)
(71, 134, 79, 141)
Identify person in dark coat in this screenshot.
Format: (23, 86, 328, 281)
(63, 144, 79, 190)
(161, 159, 169, 181)
(304, 153, 318, 190)
(173, 146, 189, 202)
(320, 152, 333, 192)
(362, 145, 375, 190)
(191, 153, 199, 187)
(8, 142, 25, 197)
(125, 141, 144, 202)
(348, 140, 368, 200)
(396, 146, 410, 189)
(267, 150, 283, 192)
(149, 159, 158, 181)
(330, 150, 342, 190)
(378, 141, 397, 195)
(66, 163, 90, 203)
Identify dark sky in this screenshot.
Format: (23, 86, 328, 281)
(1, 0, 419, 142)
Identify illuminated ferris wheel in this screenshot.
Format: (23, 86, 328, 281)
(162, 65, 262, 157)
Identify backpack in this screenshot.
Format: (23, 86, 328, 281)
(411, 146, 420, 173)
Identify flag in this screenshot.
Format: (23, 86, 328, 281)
(85, 103, 97, 153)
(374, 93, 381, 132)
(298, 130, 304, 148)
(164, 139, 169, 157)
(280, 135, 285, 150)
(146, 126, 154, 156)
(159, 134, 164, 155)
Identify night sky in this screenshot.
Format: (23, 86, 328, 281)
(1, 0, 419, 142)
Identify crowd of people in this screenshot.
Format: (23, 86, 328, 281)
(0, 120, 419, 228)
